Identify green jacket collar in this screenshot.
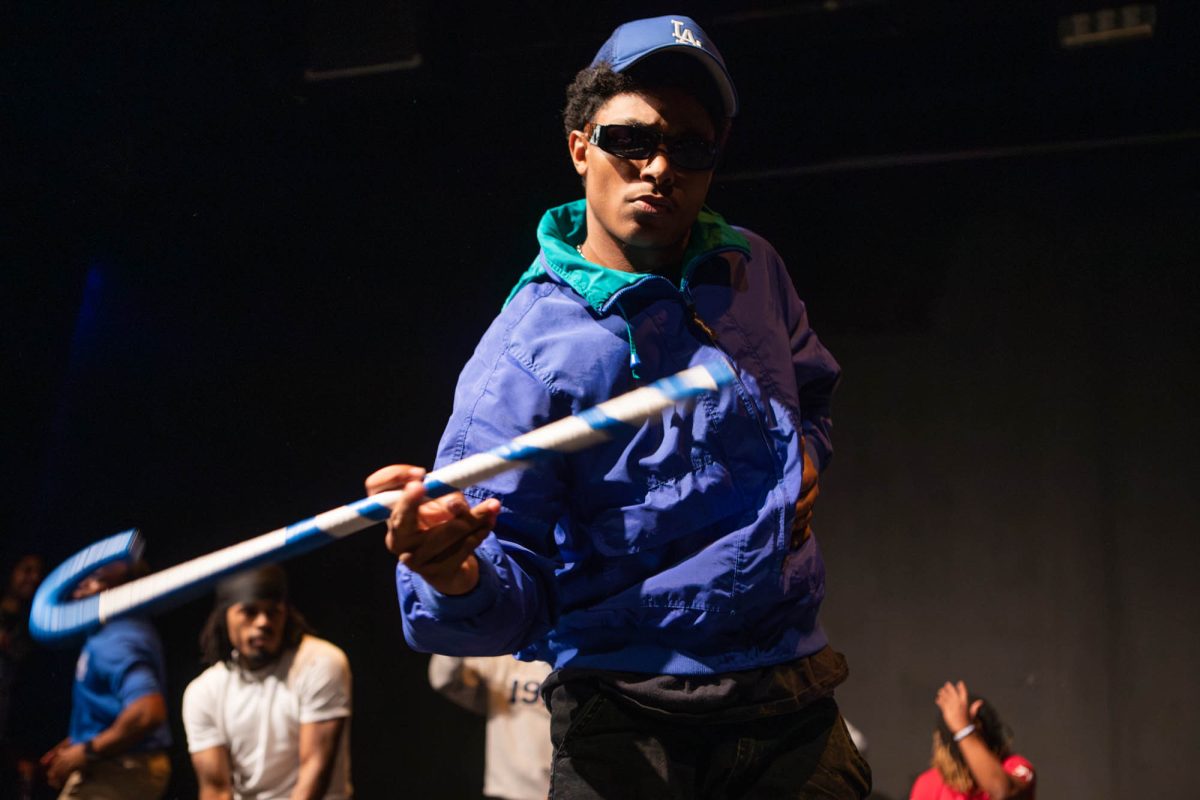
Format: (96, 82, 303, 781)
(504, 199, 750, 313)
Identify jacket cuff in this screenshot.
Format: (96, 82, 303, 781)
(407, 554, 498, 621)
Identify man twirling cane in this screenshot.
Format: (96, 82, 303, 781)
(367, 15, 869, 799)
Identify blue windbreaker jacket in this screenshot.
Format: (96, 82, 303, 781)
(397, 200, 842, 675)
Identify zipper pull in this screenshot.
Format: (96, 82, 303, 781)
(688, 305, 719, 343)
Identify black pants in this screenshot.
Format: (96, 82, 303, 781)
(547, 684, 871, 799)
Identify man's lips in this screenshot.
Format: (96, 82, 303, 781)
(630, 194, 676, 213)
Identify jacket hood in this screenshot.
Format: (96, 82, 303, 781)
(504, 199, 750, 314)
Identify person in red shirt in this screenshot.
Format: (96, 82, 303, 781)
(909, 680, 1035, 800)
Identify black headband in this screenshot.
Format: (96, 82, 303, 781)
(215, 564, 288, 609)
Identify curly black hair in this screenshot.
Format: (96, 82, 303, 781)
(563, 52, 729, 140)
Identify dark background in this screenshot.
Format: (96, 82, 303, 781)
(4, 1, 1198, 797)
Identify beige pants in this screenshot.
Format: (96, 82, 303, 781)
(58, 751, 170, 800)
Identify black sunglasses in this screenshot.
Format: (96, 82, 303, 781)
(586, 123, 719, 171)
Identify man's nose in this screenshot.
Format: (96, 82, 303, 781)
(639, 148, 675, 185)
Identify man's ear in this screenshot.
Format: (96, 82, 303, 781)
(568, 130, 588, 177)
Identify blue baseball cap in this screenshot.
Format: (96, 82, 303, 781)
(590, 15, 739, 118)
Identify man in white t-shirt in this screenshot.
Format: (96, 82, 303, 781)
(429, 654, 552, 800)
(182, 566, 352, 800)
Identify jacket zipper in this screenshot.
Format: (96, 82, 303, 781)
(682, 292, 796, 566)
(681, 291, 782, 485)
(601, 253, 780, 483)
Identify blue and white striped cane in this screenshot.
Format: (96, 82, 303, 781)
(30, 361, 735, 645)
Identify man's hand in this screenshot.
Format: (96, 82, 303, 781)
(791, 437, 821, 548)
(41, 741, 86, 789)
(936, 680, 983, 734)
(365, 465, 501, 596)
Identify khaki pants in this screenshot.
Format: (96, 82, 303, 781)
(58, 751, 170, 800)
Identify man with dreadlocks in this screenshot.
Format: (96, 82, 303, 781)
(182, 566, 353, 800)
(910, 680, 1036, 800)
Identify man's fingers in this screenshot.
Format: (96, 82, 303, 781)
(795, 436, 821, 530)
(396, 496, 501, 566)
(801, 461, 819, 489)
(416, 492, 472, 528)
(800, 436, 820, 489)
(795, 484, 820, 516)
(473, 497, 502, 527)
(405, 508, 495, 569)
(415, 494, 500, 530)
(404, 523, 481, 568)
(385, 480, 429, 555)
(366, 464, 426, 495)
(422, 528, 490, 571)
(792, 488, 818, 546)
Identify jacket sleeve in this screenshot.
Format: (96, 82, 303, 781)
(396, 341, 568, 657)
(776, 253, 841, 472)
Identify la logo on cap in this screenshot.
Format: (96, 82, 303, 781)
(671, 19, 703, 48)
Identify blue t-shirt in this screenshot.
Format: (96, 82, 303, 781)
(68, 617, 171, 752)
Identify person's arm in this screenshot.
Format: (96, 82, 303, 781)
(367, 341, 568, 657)
(936, 681, 1032, 800)
(771, 245, 840, 543)
(956, 736, 1032, 800)
(191, 746, 234, 800)
(791, 438, 821, 546)
(289, 641, 353, 800)
(183, 668, 236, 799)
(87, 691, 167, 757)
(42, 692, 166, 788)
(289, 718, 347, 800)
(774, 246, 841, 473)
(428, 654, 488, 715)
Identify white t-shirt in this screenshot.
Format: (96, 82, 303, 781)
(429, 654, 552, 800)
(182, 635, 352, 800)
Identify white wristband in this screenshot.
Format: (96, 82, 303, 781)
(953, 723, 977, 742)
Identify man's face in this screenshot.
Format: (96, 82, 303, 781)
(10, 555, 44, 602)
(569, 87, 717, 268)
(225, 599, 287, 667)
(71, 562, 129, 600)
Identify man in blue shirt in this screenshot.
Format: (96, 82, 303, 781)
(39, 561, 171, 799)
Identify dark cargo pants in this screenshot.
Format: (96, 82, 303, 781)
(547, 682, 871, 799)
